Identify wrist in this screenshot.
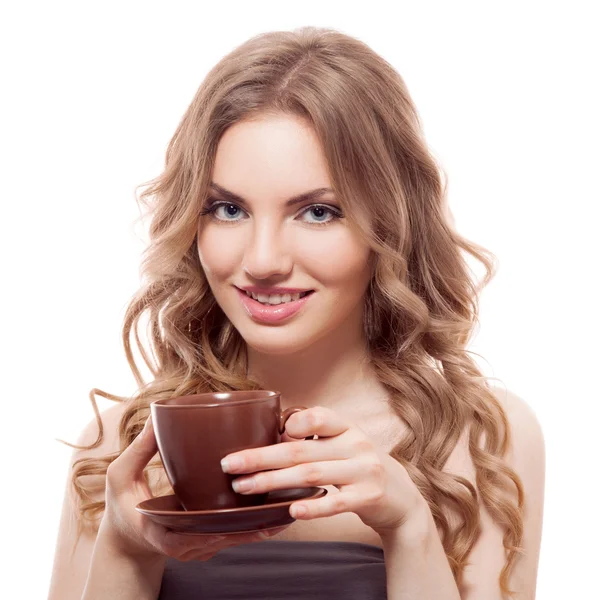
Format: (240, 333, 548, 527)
(82, 520, 167, 600)
(380, 499, 436, 549)
(97, 517, 166, 570)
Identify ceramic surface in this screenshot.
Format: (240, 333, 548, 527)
(150, 391, 307, 511)
(136, 487, 328, 534)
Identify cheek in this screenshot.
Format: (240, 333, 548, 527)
(196, 228, 242, 280)
(296, 230, 371, 287)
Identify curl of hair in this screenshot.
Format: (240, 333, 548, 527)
(58, 26, 524, 597)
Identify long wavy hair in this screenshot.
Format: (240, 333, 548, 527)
(59, 26, 524, 597)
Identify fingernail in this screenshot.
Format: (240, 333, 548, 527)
(232, 478, 254, 493)
(291, 504, 307, 518)
(221, 455, 243, 473)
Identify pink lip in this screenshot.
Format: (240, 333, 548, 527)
(236, 287, 314, 324)
(238, 285, 312, 295)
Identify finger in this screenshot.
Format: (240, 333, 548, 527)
(281, 430, 312, 443)
(222, 430, 372, 474)
(289, 490, 360, 520)
(159, 530, 230, 559)
(232, 459, 362, 494)
(222, 435, 349, 474)
(284, 406, 350, 439)
(107, 416, 158, 489)
(176, 530, 271, 562)
(222, 411, 358, 475)
(173, 523, 291, 562)
(174, 535, 229, 562)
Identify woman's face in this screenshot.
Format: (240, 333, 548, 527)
(196, 113, 372, 356)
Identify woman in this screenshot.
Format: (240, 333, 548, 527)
(49, 26, 545, 599)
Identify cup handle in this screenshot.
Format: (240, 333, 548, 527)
(280, 406, 315, 440)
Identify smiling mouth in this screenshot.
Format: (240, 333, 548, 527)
(241, 289, 314, 306)
(235, 286, 315, 324)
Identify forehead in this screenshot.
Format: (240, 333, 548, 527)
(212, 114, 333, 204)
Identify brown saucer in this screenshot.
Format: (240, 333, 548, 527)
(135, 487, 328, 535)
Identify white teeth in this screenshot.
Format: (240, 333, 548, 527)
(247, 291, 309, 305)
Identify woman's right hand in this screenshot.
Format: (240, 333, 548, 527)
(99, 415, 289, 563)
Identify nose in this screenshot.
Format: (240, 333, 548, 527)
(242, 220, 293, 280)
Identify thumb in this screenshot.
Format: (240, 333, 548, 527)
(109, 416, 159, 489)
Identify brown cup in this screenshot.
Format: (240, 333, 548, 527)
(150, 390, 306, 511)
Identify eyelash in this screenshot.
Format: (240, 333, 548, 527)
(199, 198, 344, 227)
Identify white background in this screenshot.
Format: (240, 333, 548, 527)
(1, 1, 598, 598)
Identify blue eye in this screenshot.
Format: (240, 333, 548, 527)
(214, 203, 245, 221)
(299, 205, 342, 225)
(200, 201, 247, 222)
(199, 199, 343, 226)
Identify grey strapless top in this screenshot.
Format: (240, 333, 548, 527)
(158, 541, 387, 599)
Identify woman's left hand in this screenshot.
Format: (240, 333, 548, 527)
(220, 406, 428, 537)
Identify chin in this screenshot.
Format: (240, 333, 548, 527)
(240, 331, 315, 356)
(233, 322, 325, 357)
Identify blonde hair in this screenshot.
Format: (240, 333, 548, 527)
(60, 26, 524, 597)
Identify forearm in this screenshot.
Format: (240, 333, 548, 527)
(381, 503, 461, 600)
(81, 528, 167, 600)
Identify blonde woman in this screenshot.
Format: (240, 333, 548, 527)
(49, 26, 545, 600)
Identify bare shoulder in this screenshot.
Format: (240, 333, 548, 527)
(59, 400, 131, 517)
(445, 385, 546, 599)
(446, 385, 546, 475)
(491, 385, 546, 459)
(48, 401, 133, 600)
(49, 400, 172, 600)
(78, 400, 128, 455)
(489, 385, 546, 530)
(65, 400, 170, 500)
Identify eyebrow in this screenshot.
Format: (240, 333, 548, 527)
(209, 182, 335, 207)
